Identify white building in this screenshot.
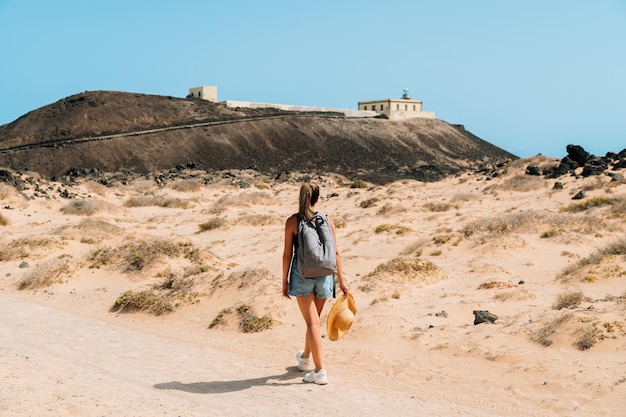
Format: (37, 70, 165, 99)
(358, 89, 435, 120)
(188, 86, 217, 102)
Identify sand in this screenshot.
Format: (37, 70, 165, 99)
(1, 158, 625, 416)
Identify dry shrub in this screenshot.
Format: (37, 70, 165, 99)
(360, 197, 379, 208)
(580, 177, 607, 192)
(18, 259, 72, 290)
(495, 174, 547, 192)
(210, 268, 271, 294)
(478, 281, 518, 289)
(376, 203, 407, 216)
(124, 194, 192, 209)
(0, 212, 8, 226)
(432, 234, 453, 245)
(0, 237, 58, 261)
(88, 247, 114, 269)
(559, 238, 626, 280)
(209, 304, 275, 333)
(367, 257, 447, 284)
(171, 179, 203, 192)
(553, 291, 587, 310)
(350, 180, 369, 189)
(60, 199, 105, 216)
(575, 325, 601, 350)
(0, 183, 14, 200)
(375, 224, 411, 235)
(562, 196, 618, 213)
(111, 274, 199, 316)
(508, 154, 558, 171)
(424, 202, 454, 212)
(461, 210, 540, 237)
(198, 217, 227, 232)
(234, 214, 280, 226)
(493, 289, 533, 302)
(400, 238, 428, 256)
(83, 181, 109, 196)
(530, 312, 573, 346)
(333, 216, 347, 229)
(608, 196, 626, 218)
(71, 219, 124, 237)
(88, 239, 202, 271)
(129, 179, 157, 193)
(210, 191, 274, 214)
(449, 192, 479, 203)
(236, 304, 275, 333)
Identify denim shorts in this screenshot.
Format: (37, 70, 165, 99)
(288, 259, 334, 299)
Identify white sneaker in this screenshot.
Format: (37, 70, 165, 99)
(303, 369, 328, 385)
(296, 349, 311, 371)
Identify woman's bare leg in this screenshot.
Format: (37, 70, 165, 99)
(297, 293, 326, 371)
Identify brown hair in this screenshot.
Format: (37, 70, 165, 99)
(298, 182, 320, 220)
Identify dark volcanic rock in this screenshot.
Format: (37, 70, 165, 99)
(566, 144, 591, 166)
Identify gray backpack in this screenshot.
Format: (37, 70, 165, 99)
(296, 212, 338, 277)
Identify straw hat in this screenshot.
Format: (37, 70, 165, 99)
(327, 293, 356, 341)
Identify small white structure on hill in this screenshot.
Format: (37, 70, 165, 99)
(358, 89, 435, 120)
(187, 85, 435, 119)
(188, 86, 217, 102)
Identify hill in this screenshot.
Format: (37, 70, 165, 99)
(0, 91, 517, 182)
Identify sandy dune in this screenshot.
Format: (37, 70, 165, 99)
(1, 157, 625, 416)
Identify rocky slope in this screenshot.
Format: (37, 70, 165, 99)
(0, 91, 517, 183)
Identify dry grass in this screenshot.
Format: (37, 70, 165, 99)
(400, 238, 428, 256)
(60, 199, 106, 216)
(0, 237, 59, 261)
(553, 291, 587, 310)
(233, 214, 281, 226)
(57, 218, 123, 243)
(128, 179, 157, 193)
(489, 174, 548, 192)
(366, 257, 447, 284)
(208, 304, 275, 333)
(87, 239, 203, 271)
(198, 217, 227, 232)
(360, 197, 379, 208)
(0, 183, 14, 200)
(210, 191, 274, 214)
(509, 154, 558, 171)
(530, 312, 573, 347)
(83, 180, 109, 196)
(478, 281, 518, 289)
(124, 194, 193, 209)
(461, 210, 540, 237)
(0, 212, 8, 226)
(575, 325, 601, 351)
(110, 273, 199, 316)
(562, 196, 619, 213)
(210, 268, 271, 294)
(350, 180, 369, 189)
(423, 202, 455, 212)
(171, 179, 203, 192)
(559, 238, 626, 280)
(376, 203, 407, 216)
(18, 259, 72, 290)
(449, 192, 480, 203)
(375, 224, 411, 235)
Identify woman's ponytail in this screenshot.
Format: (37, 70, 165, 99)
(298, 182, 319, 220)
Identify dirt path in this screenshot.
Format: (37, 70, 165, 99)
(0, 292, 543, 416)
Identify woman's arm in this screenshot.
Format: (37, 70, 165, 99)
(282, 215, 297, 299)
(328, 215, 349, 295)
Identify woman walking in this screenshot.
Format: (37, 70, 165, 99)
(282, 182, 349, 385)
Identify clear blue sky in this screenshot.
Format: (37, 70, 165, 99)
(1, 1, 625, 158)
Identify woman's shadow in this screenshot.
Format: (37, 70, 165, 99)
(154, 366, 302, 394)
